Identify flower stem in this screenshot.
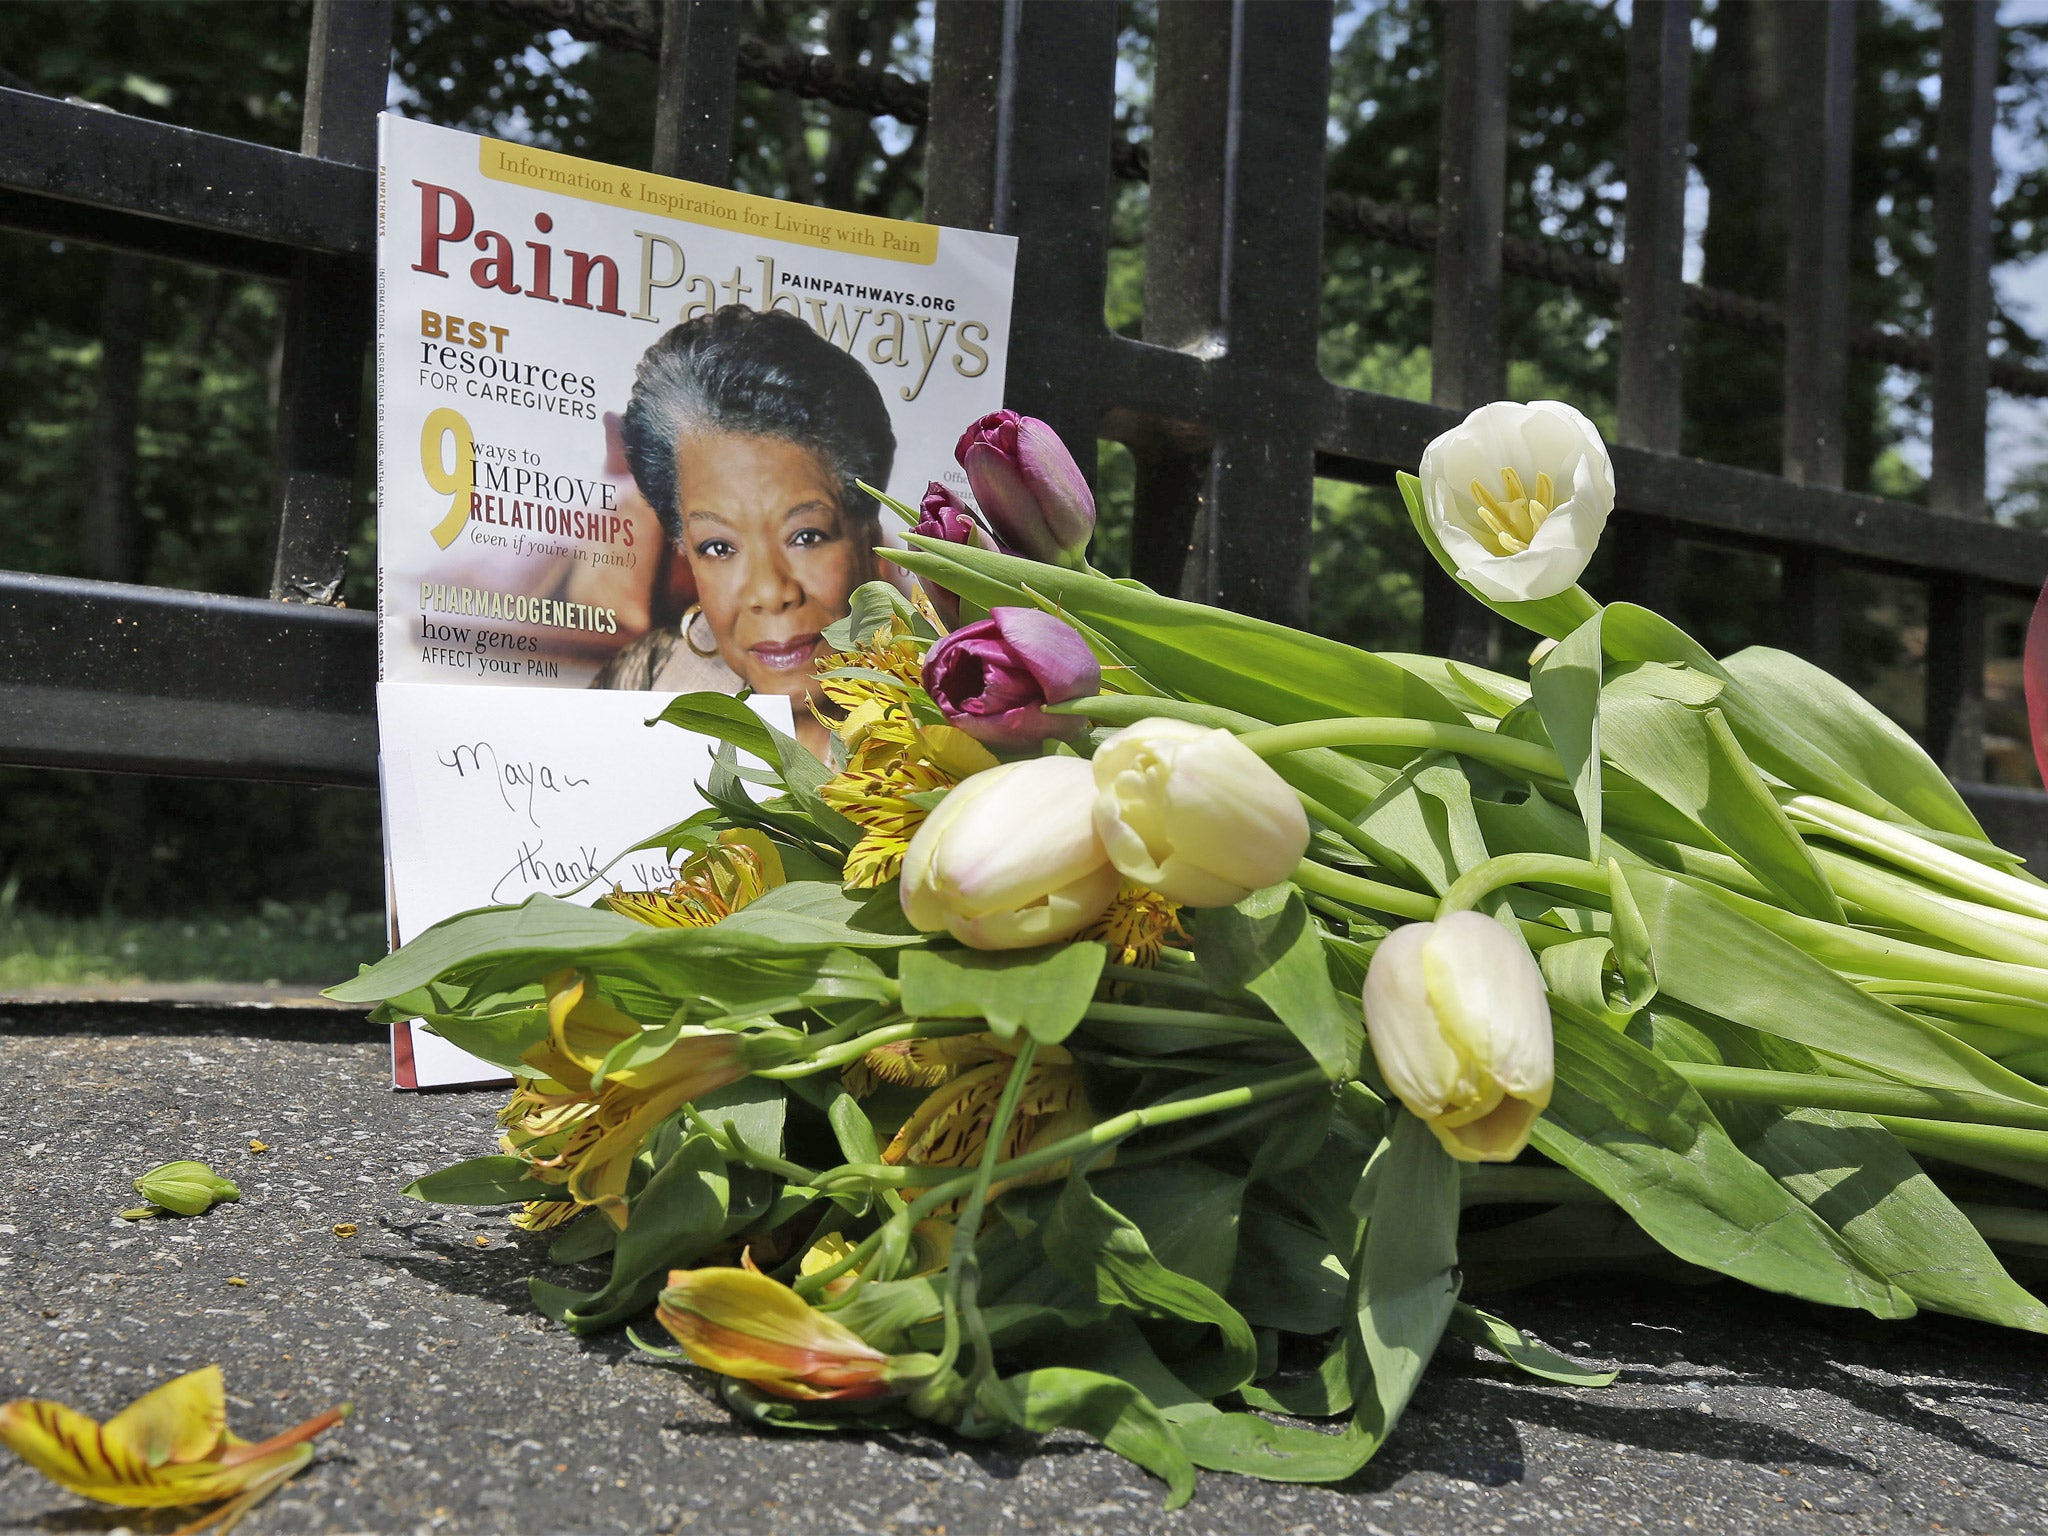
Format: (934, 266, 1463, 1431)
(1437, 852, 1613, 918)
(755, 1016, 989, 1079)
(798, 1065, 1328, 1300)
(1671, 1061, 2048, 1133)
(935, 1036, 1041, 1389)
(1291, 859, 1438, 921)
(1237, 717, 1565, 784)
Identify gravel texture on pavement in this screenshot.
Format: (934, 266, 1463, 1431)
(3, 1005, 2048, 1536)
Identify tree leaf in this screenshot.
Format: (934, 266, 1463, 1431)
(1533, 1002, 1916, 1317)
(1193, 886, 1362, 1080)
(897, 941, 1105, 1044)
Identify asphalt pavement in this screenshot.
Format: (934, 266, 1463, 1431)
(4, 1004, 2047, 1536)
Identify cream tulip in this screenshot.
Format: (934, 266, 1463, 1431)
(1419, 399, 1614, 603)
(1361, 912, 1554, 1162)
(900, 756, 1120, 949)
(1090, 718, 1310, 908)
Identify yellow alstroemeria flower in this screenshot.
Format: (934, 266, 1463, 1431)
(1081, 880, 1188, 969)
(0, 1365, 347, 1535)
(599, 828, 784, 928)
(822, 710, 999, 888)
(656, 1267, 937, 1402)
(878, 1034, 1094, 1201)
(501, 970, 752, 1228)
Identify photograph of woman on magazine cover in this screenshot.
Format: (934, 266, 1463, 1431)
(593, 305, 897, 759)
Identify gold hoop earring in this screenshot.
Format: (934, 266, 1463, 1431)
(682, 604, 720, 660)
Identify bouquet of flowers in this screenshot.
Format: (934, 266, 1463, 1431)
(334, 401, 2048, 1504)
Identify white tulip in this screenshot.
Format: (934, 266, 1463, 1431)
(900, 756, 1120, 950)
(1419, 399, 1614, 603)
(1362, 912, 1554, 1162)
(1090, 718, 1311, 908)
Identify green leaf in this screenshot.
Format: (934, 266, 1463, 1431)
(1532, 1002, 1916, 1317)
(897, 941, 1105, 1044)
(1353, 1112, 1462, 1441)
(1646, 1009, 2048, 1334)
(328, 892, 904, 1009)
(693, 1077, 788, 1160)
(403, 1155, 559, 1207)
(1394, 471, 1603, 641)
(894, 534, 1474, 733)
(1601, 604, 1981, 838)
(1089, 1163, 1247, 1295)
(1193, 885, 1362, 1081)
(1529, 609, 1603, 857)
(648, 691, 779, 767)
(547, 1213, 617, 1266)
(897, 946, 1105, 1056)
(1352, 755, 1492, 897)
(546, 1134, 755, 1334)
(1448, 1305, 1617, 1387)
(1620, 865, 2048, 1111)
(1598, 667, 1843, 922)
(1723, 645, 1983, 840)
(1227, 1207, 1349, 1336)
(1001, 1368, 1197, 1508)
(1044, 1170, 1259, 1398)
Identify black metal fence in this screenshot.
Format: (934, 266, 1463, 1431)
(3, 1, 2045, 852)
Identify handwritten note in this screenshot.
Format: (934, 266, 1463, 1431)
(377, 682, 792, 1087)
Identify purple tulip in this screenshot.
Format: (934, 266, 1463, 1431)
(915, 481, 991, 547)
(953, 411, 1096, 568)
(921, 607, 1101, 749)
(912, 483, 994, 627)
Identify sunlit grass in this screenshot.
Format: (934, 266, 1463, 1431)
(0, 884, 385, 990)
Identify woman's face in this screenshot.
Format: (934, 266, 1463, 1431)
(675, 429, 874, 698)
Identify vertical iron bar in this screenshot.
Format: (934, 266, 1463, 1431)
(651, 0, 739, 185)
(1617, 0, 1690, 453)
(266, 0, 388, 605)
(925, 0, 1011, 231)
(1779, 0, 1853, 488)
(983, 2, 1116, 485)
(1127, 1, 1235, 599)
(1776, 0, 1853, 670)
(1423, 0, 1509, 663)
(1189, 0, 1330, 626)
(1926, 0, 1999, 777)
(1930, 0, 1996, 522)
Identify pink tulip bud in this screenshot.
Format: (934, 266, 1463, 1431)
(954, 410, 1095, 568)
(921, 607, 1100, 749)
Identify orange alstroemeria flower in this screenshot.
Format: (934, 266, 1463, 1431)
(0, 1365, 347, 1535)
(656, 1267, 936, 1403)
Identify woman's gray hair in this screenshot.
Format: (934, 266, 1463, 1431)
(622, 306, 896, 544)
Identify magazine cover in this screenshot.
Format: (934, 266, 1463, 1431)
(375, 112, 1017, 698)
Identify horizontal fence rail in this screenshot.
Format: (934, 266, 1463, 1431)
(0, 0, 2044, 862)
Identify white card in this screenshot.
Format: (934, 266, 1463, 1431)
(376, 681, 792, 1087)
